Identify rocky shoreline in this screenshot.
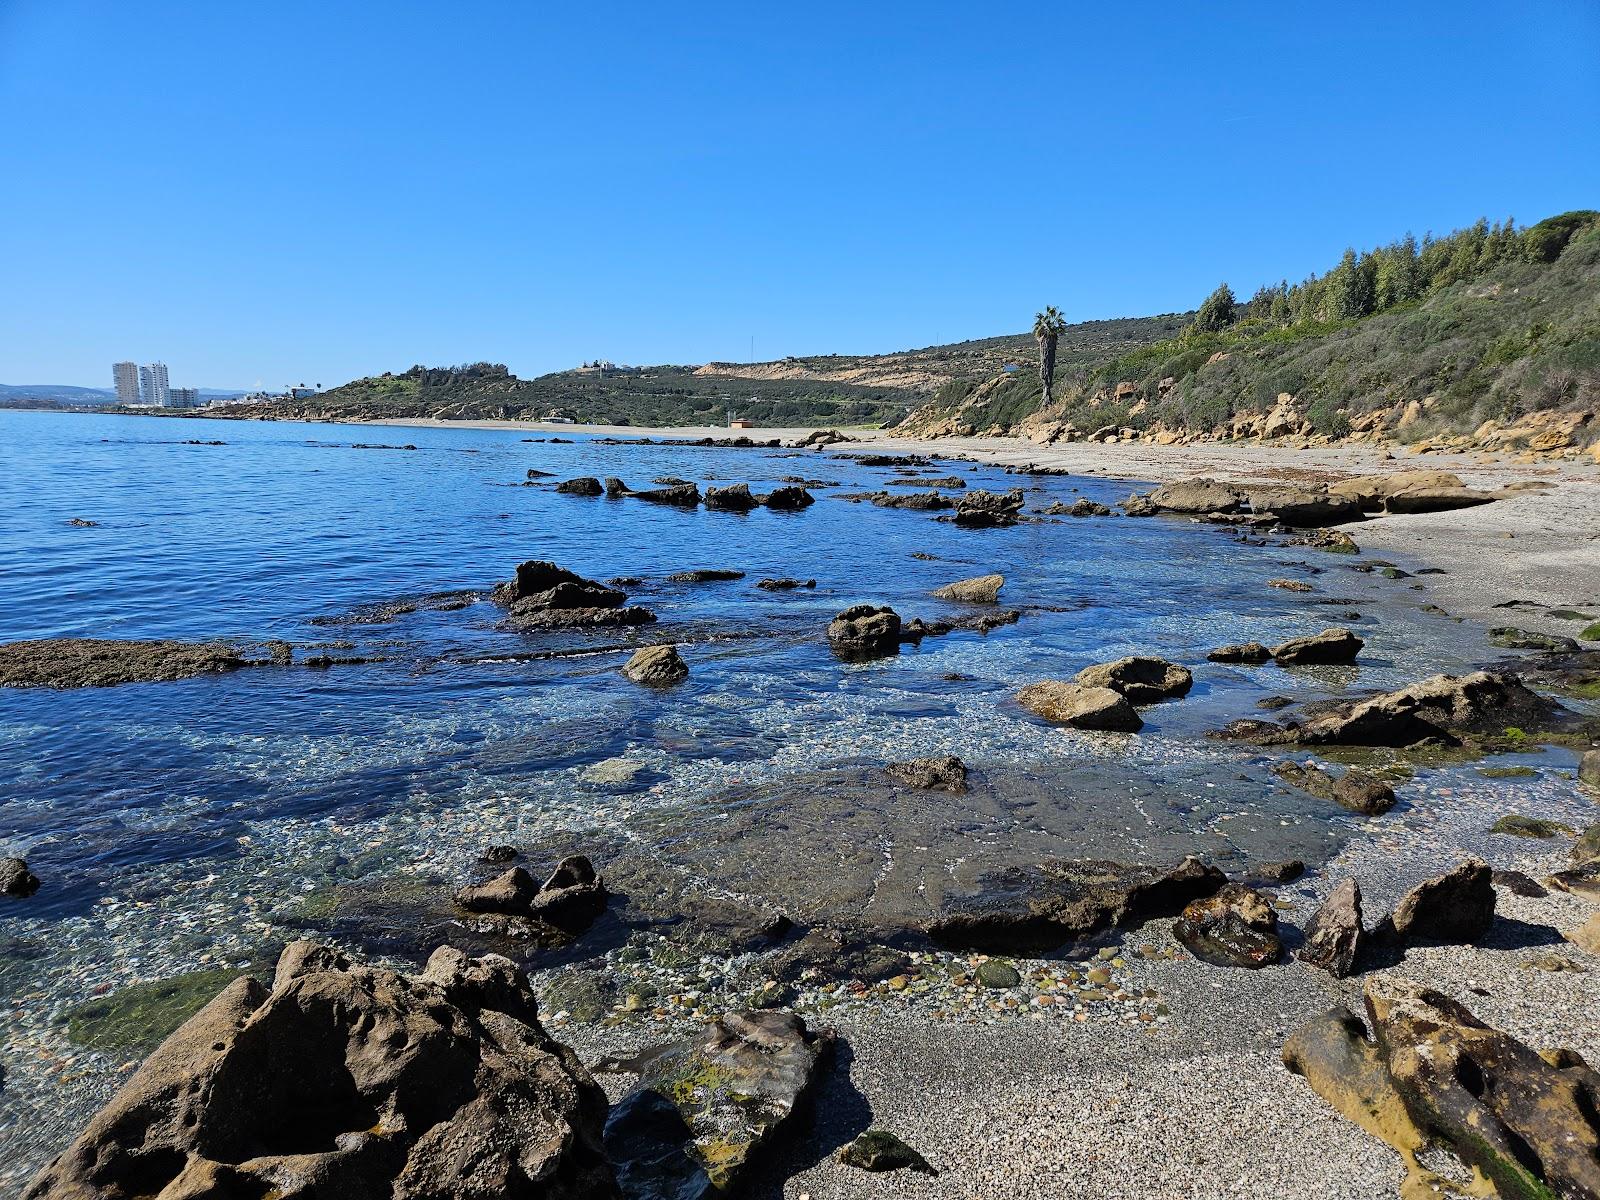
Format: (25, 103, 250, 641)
(5, 432, 1600, 1199)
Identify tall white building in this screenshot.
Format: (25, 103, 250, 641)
(170, 387, 200, 407)
(113, 361, 140, 405)
(139, 362, 170, 407)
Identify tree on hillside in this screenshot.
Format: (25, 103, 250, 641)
(1193, 283, 1237, 333)
(1033, 306, 1067, 403)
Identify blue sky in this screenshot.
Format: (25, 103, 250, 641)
(2, 1, 1597, 389)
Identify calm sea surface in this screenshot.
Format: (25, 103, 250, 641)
(0, 408, 1579, 1187)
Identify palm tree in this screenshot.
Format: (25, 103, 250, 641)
(1033, 306, 1067, 404)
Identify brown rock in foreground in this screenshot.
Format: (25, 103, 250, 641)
(1296, 878, 1364, 977)
(0, 638, 245, 688)
(1172, 883, 1282, 967)
(932, 573, 1004, 603)
(1388, 857, 1495, 944)
(1272, 627, 1363, 665)
(1017, 681, 1143, 731)
(1073, 655, 1193, 704)
(23, 942, 618, 1200)
(827, 604, 901, 657)
(622, 644, 689, 685)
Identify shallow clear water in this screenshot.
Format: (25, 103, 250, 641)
(0, 408, 1565, 1186)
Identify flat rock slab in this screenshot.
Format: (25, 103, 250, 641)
(0, 638, 245, 688)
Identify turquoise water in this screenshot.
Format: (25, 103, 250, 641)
(0, 408, 1544, 1186)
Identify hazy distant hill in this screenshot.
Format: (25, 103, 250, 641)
(0, 384, 114, 404)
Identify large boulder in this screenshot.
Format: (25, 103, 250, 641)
(603, 1011, 834, 1200)
(826, 605, 901, 657)
(929, 856, 1225, 955)
(1302, 672, 1550, 748)
(623, 645, 689, 686)
(932, 573, 1004, 603)
(631, 482, 702, 507)
(885, 754, 968, 793)
(1326, 470, 1464, 511)
(23, 943, 618, 1200)
(1272, 627, 1364, 665)
(1146, 478, 1245, 514)
(1172, 883, 1282, 967)
(1017, 682, 1142, 732)
(0, 638, 244, 689)
(497, 561, 656, 631)
(1296, 878, 1364, 977)
(556, 476, 604, 496)
(1365, 975, 1600, 1199)
(1388, 858, 1495, 944)
(1073, 656, 1193, 704)
(759, 485, 815, 510)
(1247, 486, 1364, 527)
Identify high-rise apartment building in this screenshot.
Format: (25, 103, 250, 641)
(113, 361, 140, 404)
(170, 387, 200, 407)
(139, 362, 170, 407)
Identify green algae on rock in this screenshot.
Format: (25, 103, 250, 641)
(65, 967, 253, 1055)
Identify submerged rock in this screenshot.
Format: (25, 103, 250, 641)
(839, 1130, 936, 1175)
(929, 856, 1226, 955)
(1073, 656, 1192, 704)
(1272, 627, 1363, 665)
(623, 645, 689, 686)
(0, 638, 244, 689)
(1273, 760, 1396, 815)
(1388, 857, 1495, 945)
(1017, 681, 1142, 731)
(932, 573, 1004, 603)
(603, 1011, 834, 1200)
(1297, 878, 1364, 977)
(826, 604, 901, 657)
(885, 754, 968, 793)
(0, 857, 40, 898)
(1171, 883, 1281, 967)
(24, 943, 618, 1200)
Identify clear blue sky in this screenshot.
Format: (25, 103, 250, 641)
(3, 1, 1597, 389)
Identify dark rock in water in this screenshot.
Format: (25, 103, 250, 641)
(839, 1130, 936, 1175)
(827, 604, 901, 657)
(526, 468, 555, 478)
(1039, 498, 1112, 517)
(1209, 641, 1272, 664)
(1, 857, 40, 898)
(0, 638, 244, 689)
(1147, 478, 1244, 514)
(1274, 761, 1396, 815)
(22, 943, 618, 1200)
(1017, 681, 1142, 731)
(603, 1011, 834, 1200)
(1215, 671, 1556, 750)
(1121, 493, 1158, 516)
(888, 474, 966, 489)
(759, 485, 815, 510)
(1074, 656, 1192, 704)
(1491, 869, 1548, 898)
(1172, 883, 1282, 967)
(704, 483, 759, 511)
(667, 568, 745, 583)
(455, 856, 608, 934)
(624, 645, 689, 686)
(480, 844, 519, 865)
(67, 516, 99, 526)
(557, 475, 604, 495)
(1297, 878, 1364, 977)
(632, 482, 702, 507)
(1490, 626, 1579, 652)
(901, 609, 1021, 640)
(929, 856, 1226, 955)
(949, 488, 1026, 527)
(496, 560, 656, 630)
(1272, 627, 1363, 665)
(886, 754, 968, 793)
(1256, 694, 1294, 710)
(756, 577, 816, 590)
(1388, 857, 1494, 944)
(1365, 975, 1600, 1200)
(840, 489, 953, 511)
